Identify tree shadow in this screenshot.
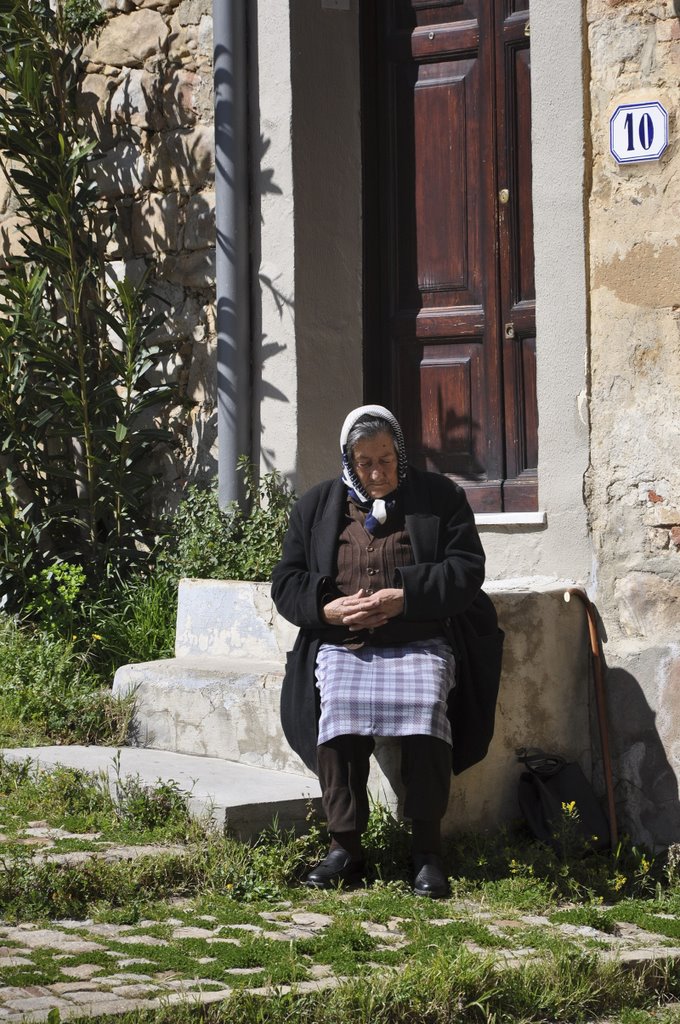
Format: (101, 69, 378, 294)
(247, 2, 294, 475)
(73, 11, 292, 503)
(404, 378, 486, 480)
(602, 663, 680, 850)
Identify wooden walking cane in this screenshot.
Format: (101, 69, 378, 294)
(564, 588, 619, 848)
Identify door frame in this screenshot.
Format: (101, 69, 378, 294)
(359, 1, 536, 512)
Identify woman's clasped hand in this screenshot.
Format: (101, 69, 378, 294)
(322, 587, 405, 630)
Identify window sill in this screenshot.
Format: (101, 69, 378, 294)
(475, 511, 547, 527)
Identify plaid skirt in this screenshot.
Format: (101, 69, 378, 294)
(315, 638, 455, 746)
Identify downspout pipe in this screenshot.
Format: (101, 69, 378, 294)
(213, 0, 250, 508)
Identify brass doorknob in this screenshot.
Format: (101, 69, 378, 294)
(499, 188, 510, 205)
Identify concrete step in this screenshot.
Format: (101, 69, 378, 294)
(1, 746, 322, 840)
(113, 577, 595, 835)
(114, 656, 308, 776)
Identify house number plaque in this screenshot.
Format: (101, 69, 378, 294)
(610, 101, 669, 164)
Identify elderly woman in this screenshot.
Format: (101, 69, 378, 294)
(271, 405, 498, 898)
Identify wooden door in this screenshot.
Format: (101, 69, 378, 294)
(362, 0, 537, 512)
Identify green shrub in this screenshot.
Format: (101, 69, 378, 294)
(24, 562, 88, 637)
(0, 1, 175, 611)
(113, 774, 192, 833)
(159, 457, 295, 583)
(88, 572, 177, 679)
(63, 0, 106, 37)
(0, 614, 133, 745)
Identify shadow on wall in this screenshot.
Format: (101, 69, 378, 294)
(605, 665, 680, 850)
(75, 12, 294, 503)
(247, 0, 294, 479)
(367, 592, 680, 849)
(76, 24, 219, 501)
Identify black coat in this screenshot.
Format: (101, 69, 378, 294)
(270, 466, 503, 775)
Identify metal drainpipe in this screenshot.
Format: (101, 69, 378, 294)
(213, 0, 250, 508)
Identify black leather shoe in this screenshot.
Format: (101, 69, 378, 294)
(303, 848, 365, 889)
(412, 853, 450, 898)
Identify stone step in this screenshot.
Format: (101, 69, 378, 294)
(112, 577, 596, 836)
(1, 746, 321, 840)
(114, 656, 308, 776)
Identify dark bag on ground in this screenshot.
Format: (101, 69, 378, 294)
(517, 748, 610, 852)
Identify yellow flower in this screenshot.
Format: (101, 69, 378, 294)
(91, 633, 103, 641)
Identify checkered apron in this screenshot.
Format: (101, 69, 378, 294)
(315, 639, 455, 746)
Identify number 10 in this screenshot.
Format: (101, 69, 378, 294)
(624, 111, 654, 152)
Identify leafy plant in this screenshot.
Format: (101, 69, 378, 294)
(63, 0, 105, 37)
(0, 613, 134, 744)
(0, 0, 174, 610)
(160, 457, 295, 583)
(87, 571, 177, 679)
(24, 562, 87, 636)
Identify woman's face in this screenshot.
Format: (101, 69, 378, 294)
(351, 432, 398, 499)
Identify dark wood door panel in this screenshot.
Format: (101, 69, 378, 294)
(390, 62, 420, 311)
(414, 59, 483, 305)
(497, 27, 534, 308)
(496, 0, 536, 487)
(363, 0, 537, 511)
(411, 22, 480, 59)
(502, 329, 537, 480)
(404, 1, 479, 31)
(398, 338, 491, 479)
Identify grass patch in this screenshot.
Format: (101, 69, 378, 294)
(0, 754, 199, 845)
(549, 904, 619, 933)
(42, 953, 680, 1024)
(0, 616, 134, 747)
(4, 764, 680, 1024)
(610, 899, 680, 942)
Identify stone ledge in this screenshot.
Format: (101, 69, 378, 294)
(113, 577, 596, 834)
(114, 656, 310, 776)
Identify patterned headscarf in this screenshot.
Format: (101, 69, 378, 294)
(339, 405, 408, 529)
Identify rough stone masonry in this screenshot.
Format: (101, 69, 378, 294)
(586, 0, 680, 846)
(0, 0, 219, 510)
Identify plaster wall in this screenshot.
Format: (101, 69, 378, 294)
(585, 0, 680, 846)
(289, 3, 364, 493)
(252, 0, 298, 479)
(480, 0, 592, 585)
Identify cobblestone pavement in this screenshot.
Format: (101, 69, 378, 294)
(4, 827, 680, 1021)
(3, 896, 680, 1022)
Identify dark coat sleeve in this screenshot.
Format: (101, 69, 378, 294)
(270, 483, 338, 630)
(397, 472, 486, 620)
(270, 480, 343, 774)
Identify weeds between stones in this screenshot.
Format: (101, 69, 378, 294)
(4, 760, 680, 1023)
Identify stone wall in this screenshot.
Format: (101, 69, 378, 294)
(85, 0, 218, 501)
(0, 0, 218, 509)
(587, 0, 680, 845)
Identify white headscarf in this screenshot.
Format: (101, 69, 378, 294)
(339, 404, 408, 526)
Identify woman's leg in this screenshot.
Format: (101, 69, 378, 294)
(304, 734, 374, 888)
(317, 734, 375, 854)
(400, 734, 452, 844)
(400, 734, 452, 897)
